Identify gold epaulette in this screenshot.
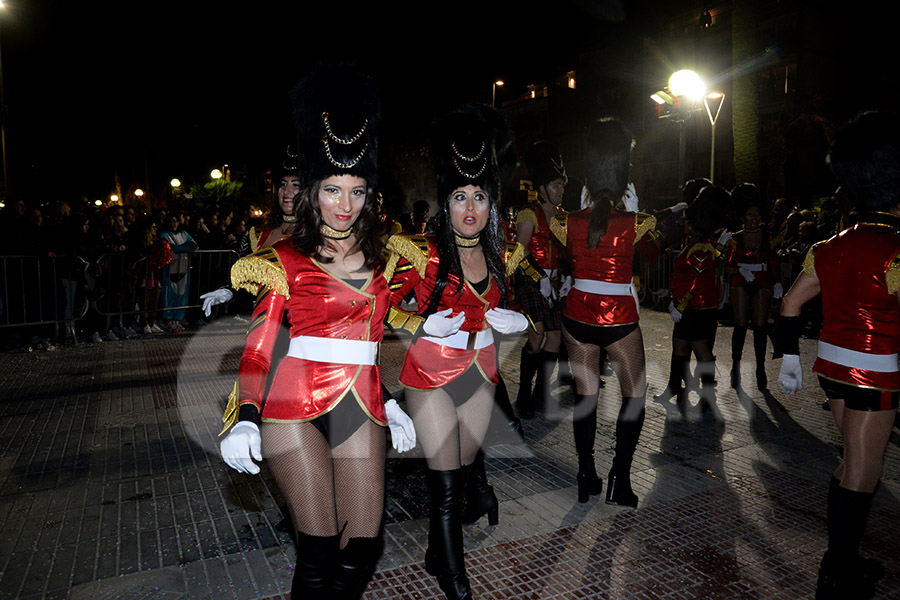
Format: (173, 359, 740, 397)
(231, 247, 290, 298)
(385, 234, 430, 282)
(386, 305, 425, 336)
(549, 213, 568, 246)
(801, 241, 823, 278)
(516, 207, 538, 227)
(634, 212, 657, 245)
(248, 226, 261, 253)
(505, 242, 525, 277)
(886, 252, 900, 295)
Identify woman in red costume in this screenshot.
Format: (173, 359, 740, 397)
(384, 105, 528, 600)
(550, 117, 659, 507)
(724, 183, 783, 390)
(777, 111, 900, 600)
(655, 186, 729, 417)
(218, 66, 415, 600)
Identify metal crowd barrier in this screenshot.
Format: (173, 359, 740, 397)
(0, 255, 90, 335)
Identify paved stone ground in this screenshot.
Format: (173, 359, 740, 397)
(1, 309, 899, 599)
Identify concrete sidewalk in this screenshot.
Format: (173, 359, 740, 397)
(1, 309, 898, 599)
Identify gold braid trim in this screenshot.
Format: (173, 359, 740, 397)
(219, 380, 239, 436)
(549, 213, 568, 246)
(386, 234, 430, 278)
(886, 252, 900, 295)
(248, 226, 261, 253)
(386, 305, 425, 335)
(516, 207, 538, 227)
(634, 212, 657, 245)
(686, 242, 716, 270)
(230, 247, 289, 299)
(505, 242, 525, 277)
(801, 241, 823, 278)
(676, 292, 694, 313)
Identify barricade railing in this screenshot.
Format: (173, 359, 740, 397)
(0, 255, 90, 334)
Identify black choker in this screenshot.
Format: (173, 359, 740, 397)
(320, 223, 352, 239)
(455, 234, 480, 248)
(282, 214, 296, 223)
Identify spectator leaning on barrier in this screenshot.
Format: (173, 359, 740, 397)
(159, 211, 198, 330)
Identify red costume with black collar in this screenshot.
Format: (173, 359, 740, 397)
(550, 208, 659, 326)
(232, 240, 390, 424)
(384, 234, 523, 390)
(809, 214, 900, 391)
(725, 230, 779, 289)
(671, 237, 719, 312)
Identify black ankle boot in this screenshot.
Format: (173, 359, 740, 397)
(605, 469, 638, 508)
(462, 452, 499, 525)
(516, 348, 540, 419)
(332, 536, 383, 600)
(293, 532, 340, 598)
(425, 469, 472, 600)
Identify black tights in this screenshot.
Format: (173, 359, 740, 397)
(262, 417, 385, 548)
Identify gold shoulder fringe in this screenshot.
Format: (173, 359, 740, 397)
(231, 247, 290, 299)
(505, 242, 525, 277)
(219, 380, 239, 436)
(634, 212, 657, 245)
(248, 226, 260, 253)
(886, 252, 900, 295)
(516, 207, 538, 227)
(549, 214, 568, 246)
(386, 233, 430, 278)
(801, 241, 822, 278)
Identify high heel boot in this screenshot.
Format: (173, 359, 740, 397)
(696, 360, 717, 415)
(293, 532, 340, 599)
(817, 481, 879, 599)
(424, 469, 472, 600)
(332, 536, 383, 600)
(605, 396, 645, 508)
(493, 376, 524, 444)
(573, 392, 603, 503)
(752, 325, 768, 390)
(653, 354, 688, 407)
(731, 325, 747, 388)
(462, 451, 499, 525)
(516, 347, 540, 419)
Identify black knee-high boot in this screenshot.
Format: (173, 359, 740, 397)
(731, 325, 747, 388)
(537, 350, 559, 414)
(696, 360, 717, 415)
(516, 347, 540, 419)
(493, 376, 523, 443)
(557, 341, 576, 386)
(573, 392, 603, 503)
(606, 396, 645, 508)
(752, 325, 768, 390)
(817, 480, 880, 599)
(425, 469, 472, 600)
(653, 353, 688, 407)
(293, 532, 340, 598)
(462, 450, 499, 526)
(332, 536, 383, 600)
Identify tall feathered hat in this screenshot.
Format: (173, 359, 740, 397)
(583, 117, 635, 201)
(524, 141, 567, 190)
(290, 65, 381, 189)
(430, 104, 516, 204)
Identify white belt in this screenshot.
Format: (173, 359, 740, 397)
(736, 262, 766, 272)
(288, 335, 380, 366)
(818, 341, 899, 373)
(422, 328, 494, 351)
(573, 279, 635, 296)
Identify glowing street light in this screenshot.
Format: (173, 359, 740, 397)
(668, 69, 706, 102)
(492, 80, 504, 107)
(134, 189, 144, 198)
(110, 194, 119, 203)
(170, 178, 181, 189)
(210, 169, 223, 180)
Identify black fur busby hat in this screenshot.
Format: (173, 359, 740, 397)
(524, 141, 567, 190)
(583, 117, 635, 202)
(430, 104, 516, 205)
(827, 110, 900, 212)
(685, 185, 730, 236)
(290, 65, 381, 189)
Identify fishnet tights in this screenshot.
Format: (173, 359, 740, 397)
(562, 326, 647, 398)
(262, 418, 385, 547)
(406, 382, 494, 471)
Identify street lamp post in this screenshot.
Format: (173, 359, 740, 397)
(651, 69, 708, 190)
(0, 1, 9, 199)
(492, 80, 504, 107)
(703, 92, 725, 184)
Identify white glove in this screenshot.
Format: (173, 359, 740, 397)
(539, 277, 552, 299)
(559, 275, 573, 298)
(220, 421, 262, 474)
(622, 182, 639, 212)
(668, 201, 688, 214)
(200, 288, 234, 316)
(384, 399, 416, 453)
(485, 308, 529, 334)
(668, 301, 682, 323)
(739, 266, 756, 282)
(423, 308, 466, 337)
(772, 283, 784, 299)
(717, 230, 733, 246)
(779, 354, 803, 394)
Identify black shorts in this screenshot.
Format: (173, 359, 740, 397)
(817, 376, 900, 412)
(310, 394, 370, 448)
(673, 308, 718, 343)
(440, 366, 493, 407)
(562, 316, 638, 348)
